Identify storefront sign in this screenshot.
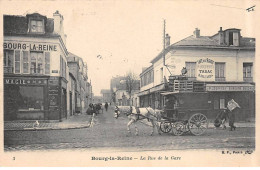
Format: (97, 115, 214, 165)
(206, 84, 255, 91)
(4, 78, 47, 85)
(197, 58, 215, 81)
(3, 42, 57, 52)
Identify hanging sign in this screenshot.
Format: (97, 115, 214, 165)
(197, 58, 215, 81)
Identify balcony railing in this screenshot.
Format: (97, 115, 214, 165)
(243, 77, 253, 82)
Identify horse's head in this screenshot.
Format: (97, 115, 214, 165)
(114, 106, 121, 119)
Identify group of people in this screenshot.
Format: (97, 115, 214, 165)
(86, 102, 110, 115)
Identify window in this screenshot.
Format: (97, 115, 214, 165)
(60, 56, 66, 78)
(30, 19, 44, 33)
(23, 51, 29, 73)
(214, 100, 219, 110)
(30, 52, 44, 74)
(243, 63, 253, 78)
(229, 32, 233, 45)
(14, 51, 21, 73)
(19, 86, 44, 111)
(233, 32, 239, 46)
(215, 62, 225, 78)
(45, 52, 50, 74)
(185, 62, 196, 77)
(160, 67, 163, 83)
(220, 99, 225, 109)
(4, 50, 14, 73)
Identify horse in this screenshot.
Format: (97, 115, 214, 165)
(114, 106, 162, 136)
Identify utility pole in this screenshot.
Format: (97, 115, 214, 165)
(163, 19, 166, 66)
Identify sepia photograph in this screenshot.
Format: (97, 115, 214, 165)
(0, 0, 259, 167)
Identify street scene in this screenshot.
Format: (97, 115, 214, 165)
(2, 0, 256, 157)
(4, 106, 255, 151)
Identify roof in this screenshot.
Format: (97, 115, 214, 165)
(140, 65, 153, 76)
(173, 35, 219, 46)
(150, 28, 255, 63)
(4, 14, 56, 37)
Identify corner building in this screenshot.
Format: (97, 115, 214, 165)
(139, 27, 255, 121)
(3, 11, 69, 121)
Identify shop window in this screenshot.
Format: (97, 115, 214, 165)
(18, 86, 44, 111)
(220, 99, 225, 109)
(29, 19, 44, 33)
(4, 50, 14, 73)
(185, 62, 196, 77)
(214, 100, 219, 109)
(14, 51, 21, 73)
(23, 51, 29, 73)
(45, 52, 50, 74)
(30, 52, 44, 74)
(243, 63, 253, 78)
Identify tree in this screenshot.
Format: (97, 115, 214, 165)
(125, 71, 139, 106)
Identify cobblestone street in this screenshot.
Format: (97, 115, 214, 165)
(4, 106, 255, 152)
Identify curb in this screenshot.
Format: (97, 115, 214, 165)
(4, 114, 95, 131)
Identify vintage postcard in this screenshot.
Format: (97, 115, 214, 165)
(0, 0, 259, 167)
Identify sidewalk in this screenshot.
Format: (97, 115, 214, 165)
(4, 113, 94, 131)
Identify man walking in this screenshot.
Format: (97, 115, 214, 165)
(105, 102, 109, 111)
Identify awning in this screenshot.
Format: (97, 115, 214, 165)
(137, 90, 150, 96)
(161, 91, 208, 96)
(150, 83, 165, 93)
(161, 91, 179, 96)
(206, 84, 255, 92)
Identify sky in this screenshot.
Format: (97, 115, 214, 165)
(0, 0, 258, 96)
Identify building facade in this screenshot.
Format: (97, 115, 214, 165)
(100, 89, 112, 103)
(3, 11, 70, 121)
(139, 27, 255, 121)
(67, 52, 91, 114)
(110, 76, 140, 106)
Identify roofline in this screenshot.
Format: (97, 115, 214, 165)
(150, 44, 255, 64)
(139, 65, 153, 76)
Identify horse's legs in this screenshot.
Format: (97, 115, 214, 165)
(150, 119, 161, 135)
(127, 119, 134, 134)
(150, 119, 155, 136)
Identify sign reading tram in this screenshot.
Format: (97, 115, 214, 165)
(196, 58, 215, 81)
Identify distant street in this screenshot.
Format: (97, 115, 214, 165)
(5, 106, 255, 151)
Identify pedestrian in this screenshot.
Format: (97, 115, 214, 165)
(227, 99, 240, 131)
(105, 102, 109, 111)
(214, 109, 229, 129)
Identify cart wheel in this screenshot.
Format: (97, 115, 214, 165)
(172, 122, 185, 136)
(188, 113, 208, 136)
(160, 122, 172, 133)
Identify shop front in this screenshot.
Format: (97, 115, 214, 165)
(4, 76, 68, 121)
(4, 76, 48, 121)
(206, 83, 255, 121)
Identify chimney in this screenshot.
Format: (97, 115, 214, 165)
(53, 10, 63, 34)
(193, 28, 200, 38)
(53, 10, 66, 44)
(218, 27, 224, 45)
(165, 34, 171, 47)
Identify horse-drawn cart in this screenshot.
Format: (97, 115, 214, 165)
(159, 91, 209, 136)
